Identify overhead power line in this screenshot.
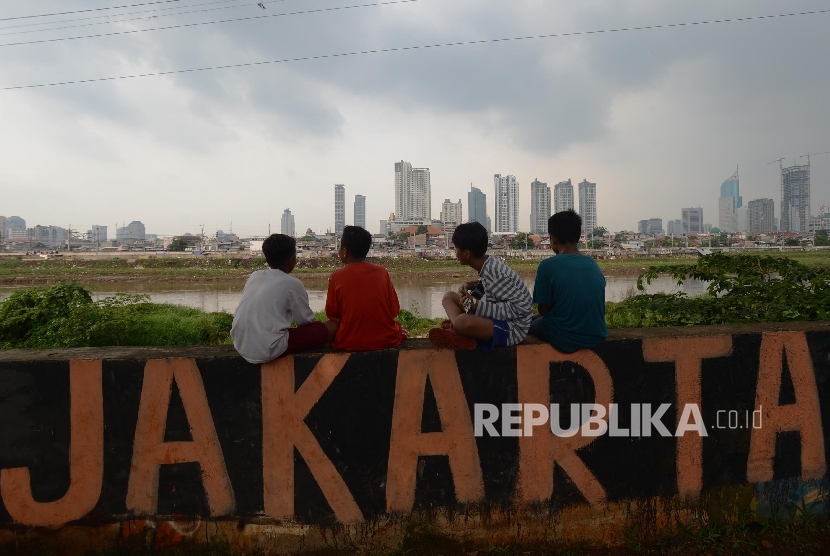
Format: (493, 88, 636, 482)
(3, 8, 828, 91)
(0, 0, 421, 47)
(0, 0, 284, 34)
(0, 0, 190, 22)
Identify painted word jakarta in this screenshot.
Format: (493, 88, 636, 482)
(474, 403, 763, 438)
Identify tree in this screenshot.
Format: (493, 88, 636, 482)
(415, 224, 428, 236)
(168, 238, 188, 252)
(815, 230, 829, 246)
(591, 226, 608, 238)
(398, 232, 411, 241)
(509, 232, 534, 249)
(586, 239, 604, 249)
(784, 238, 800, 246)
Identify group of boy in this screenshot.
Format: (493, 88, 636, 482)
(231, 209, 606, 363)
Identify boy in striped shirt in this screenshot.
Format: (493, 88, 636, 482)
(429, 221, 533, 351)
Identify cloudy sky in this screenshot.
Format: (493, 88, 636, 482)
(1, 0, 828, 237)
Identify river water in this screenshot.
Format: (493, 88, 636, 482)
(0, 274, 707, 318)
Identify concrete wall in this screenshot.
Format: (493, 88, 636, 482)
(0, 322, 828, 553)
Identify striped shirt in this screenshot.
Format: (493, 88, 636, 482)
(475, 255, 533, 345)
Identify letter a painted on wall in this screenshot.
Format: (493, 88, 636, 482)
(747, 332, 826, 483)
(516, 345, 613, 507)
(386, 350, 484, 513)
(262, 354, 364, 523)
(1, 360, 104, 528)
(126, 358, 235, 516)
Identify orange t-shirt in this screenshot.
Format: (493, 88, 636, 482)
(325, 262, 405, 351)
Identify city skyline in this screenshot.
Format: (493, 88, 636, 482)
(1, 1, 827, 237)
(6, 154, 828, 240)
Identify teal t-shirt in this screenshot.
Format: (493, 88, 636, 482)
(532, 254, 608, 353)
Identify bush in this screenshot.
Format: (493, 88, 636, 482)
(606, 253, 830, 328)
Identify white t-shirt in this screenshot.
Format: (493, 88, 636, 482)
(231, 269, 316, 364)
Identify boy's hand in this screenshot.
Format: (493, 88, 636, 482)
(457, 281, 474, 296)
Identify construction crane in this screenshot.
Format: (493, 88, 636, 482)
(800, 151, 830, 165)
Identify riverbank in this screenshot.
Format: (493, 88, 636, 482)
(2, 250, 829, 285)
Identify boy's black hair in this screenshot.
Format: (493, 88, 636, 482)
(340, 225, 372, 258)
(262, 234, 296, 269)
(452, 221, 488, 258)
(548, 209, 582, 244)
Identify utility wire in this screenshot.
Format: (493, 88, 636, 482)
(0, 0, 285, 34)
(0, 0, 420, 47)
(3, 8, 828, 91)
(0, 0, 191, 22)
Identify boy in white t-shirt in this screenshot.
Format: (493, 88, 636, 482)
(231, 234, 338, 364)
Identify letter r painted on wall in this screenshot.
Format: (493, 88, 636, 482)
(516, 345, 613, 507)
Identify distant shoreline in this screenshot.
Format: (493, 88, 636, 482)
(1, 251, 828, 286)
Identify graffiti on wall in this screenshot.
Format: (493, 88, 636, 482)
(0, 331, 827, 527)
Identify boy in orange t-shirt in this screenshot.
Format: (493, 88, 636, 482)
(325, 226, 407, 350)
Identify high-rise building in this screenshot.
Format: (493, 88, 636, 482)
(30, 225, 69, 245)
(394, 161, 411, 220)
(494, 174, 519, 233)
(86, 225, 108, 244)
(553, 179, 574, 213)
(280, 208, 295, 237)
(394, 161, 431, 220)
(468, 186, 488, 232)
(666, 220, 675, 235)
(334, 184, 345, 235)
(718, 167, 742, 233)
(648, 218, 663, 235)
(354, 195, 366, 229)
(637, 220, 649, 234)
(681, 208, 703, 234)
(411, 168, 431, 220)
(747, 198, 774, 234)
(781, 163, 810, 233)
(379, 220, 388, 236)
(116, 221, 145, 243)
(440, 199, 463, 225)
(578, 179, 597, 237)
(4, 215, 25, 239)
(529, 179, 551, 235)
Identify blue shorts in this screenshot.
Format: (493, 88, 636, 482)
(477, 319, 510, 353)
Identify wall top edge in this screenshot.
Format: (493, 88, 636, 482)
(1, 321, 828, 362)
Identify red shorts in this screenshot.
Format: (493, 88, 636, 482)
(285, 321, 329, 355)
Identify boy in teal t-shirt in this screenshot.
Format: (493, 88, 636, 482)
(529, 209, 607, 353)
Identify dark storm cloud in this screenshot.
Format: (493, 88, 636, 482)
(1, 0, 828, 156)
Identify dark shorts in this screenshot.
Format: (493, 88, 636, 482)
(477, 319, 510, 353)
(285, 321, 329, 355)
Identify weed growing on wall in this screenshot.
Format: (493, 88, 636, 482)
(606, 253, 830, 328)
